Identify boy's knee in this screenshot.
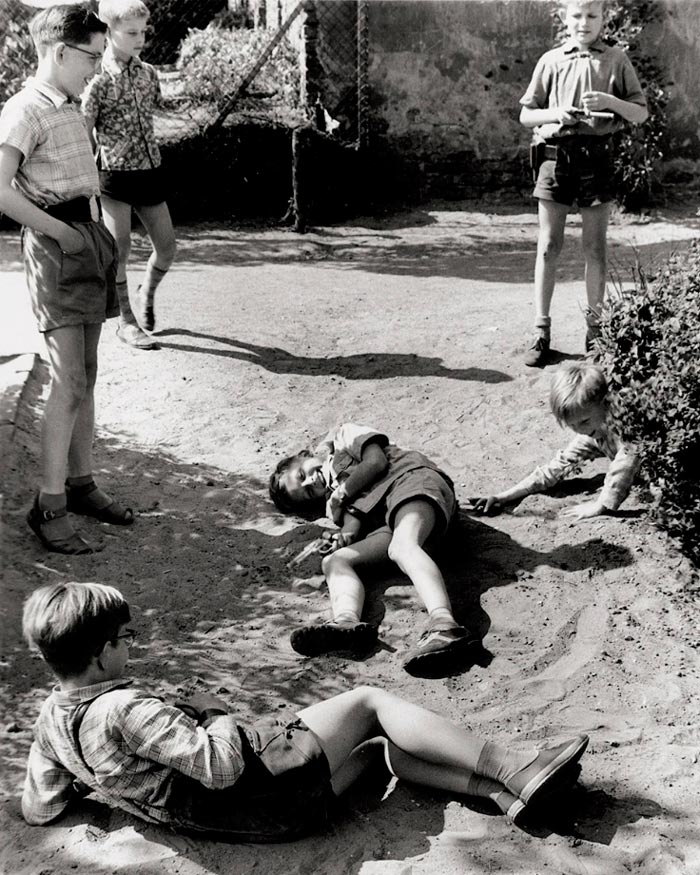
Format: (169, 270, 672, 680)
(582, 237, 607, 263)
(539, 235, 564, 260)
(387, 536, 418, 566)
(53, 370, 88, 405)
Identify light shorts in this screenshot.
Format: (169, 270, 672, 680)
(534, 136, 614, 208)
(21, 221, 118, 332)
(166, 715, 335, 842)
(362, 467, 457, 540)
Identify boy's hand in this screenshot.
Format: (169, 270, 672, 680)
(318, 530, 356, 554)
(174, 693, 228, 719)
(558, 106, 583, 126)
(57, 225, 85, 255)
(581, 91, 613, 113)
(469, 496, 504, 516)
(561, 498, 607, 521)
(325, 486, 347, 524)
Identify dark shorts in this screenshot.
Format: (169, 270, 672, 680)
(99, 167, 167, 207)
(166, 715, 335, 842)
(21, 221, 118, 333)
(534, 137, 614, 208)
(363, 467, 456, 540)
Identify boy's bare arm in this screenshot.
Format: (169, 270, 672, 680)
(326, 442, 389, 522)
(0, 145, 84, 253)
(581, 91, 648, 124)
(83, 113, 97, 152)
(520, 105, 581, 128)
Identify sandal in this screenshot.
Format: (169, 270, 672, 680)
(290, 622, 378, 657)
(27, 498, 95, 555)
(66, 481, 134, 525)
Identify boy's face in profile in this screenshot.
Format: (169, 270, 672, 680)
(57, 32, 105, 100)
(281, 456, 327, 505)
(109, 16, 148, 62)
(559, 2, 604, 48)
(565, 400, 606, 437)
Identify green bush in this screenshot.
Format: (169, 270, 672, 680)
(0, 2, 35, 107)
(176, 23, 302, 124)
(598, 242, 700, 563)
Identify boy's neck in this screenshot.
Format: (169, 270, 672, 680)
(59, 668, 124, 691)
(34, 60, 71, 100)
(109, 44, 136, 65)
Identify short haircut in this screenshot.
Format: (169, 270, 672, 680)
(97, 0, 149, 26)
(550, 361, 608, 425)
(23, 582, 131, 678)
(29, 4, 108, 55)
(269, 450, 322, 515)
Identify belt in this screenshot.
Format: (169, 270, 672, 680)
(544, 137, 611, 159)
(43, 196, 100, 223)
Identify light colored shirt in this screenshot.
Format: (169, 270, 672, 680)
(22, 678, 244, 826)
(320, 423, 448, 518)
(520, 39, 646, 140)
(515, 421, 639, 510)
(0, 78, 100, 206)
(82, 47, 162, 170)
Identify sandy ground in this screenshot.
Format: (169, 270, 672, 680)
(2, 202, 700, 875)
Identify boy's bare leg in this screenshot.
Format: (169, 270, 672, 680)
(525, 200, 568, 366)
(299, 687, 588, 811)
(134, 202, 176, 331)
(581, 202, 610, 348)
(38, 325, 91, 540)
(290, 533, 390, 656)
(102, 195, 156, 349)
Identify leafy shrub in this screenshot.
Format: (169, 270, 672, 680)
(0, 2, 35, 107)
(598, 242, 700, 563)
(175, 23, 302, 124)
(143, 0, 225, 66)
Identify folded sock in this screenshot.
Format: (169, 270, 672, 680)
(476, 741, 538, 785)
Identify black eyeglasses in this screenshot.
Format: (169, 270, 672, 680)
(65, 44, 103, 64)
(115, 630, 137, 648)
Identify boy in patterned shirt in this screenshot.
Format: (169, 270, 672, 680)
(83, 0, 176, 350)
(0, 4, 133, 554)
(473, 361, 639, 519)
(21, 581, 590, 835)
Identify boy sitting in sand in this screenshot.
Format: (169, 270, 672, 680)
(22, 581, 589, 837)
(473, 361, 638, 519)
(270, 423, 475, 675)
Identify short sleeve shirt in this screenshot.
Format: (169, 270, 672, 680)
(0, 78, 100, 207)
(520, 39, 647, 140)
(82, 47, 162, 170)
(321, 423, 446, 518)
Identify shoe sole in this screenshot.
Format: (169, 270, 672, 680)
(517, 735, 589, 805)
(116, 328, 160, 351)
(290, 623, 377, 657)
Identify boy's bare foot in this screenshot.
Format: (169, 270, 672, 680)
(290, 621, 378, 657)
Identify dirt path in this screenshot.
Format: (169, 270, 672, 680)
(2, 204, 700, 875)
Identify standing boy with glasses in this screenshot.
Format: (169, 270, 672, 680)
(82, 0, 176, 350)
(0, 4, 134, 555)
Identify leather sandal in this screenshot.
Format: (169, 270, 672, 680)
(66, 481, 134, 525)
(27, 498, 95, 554)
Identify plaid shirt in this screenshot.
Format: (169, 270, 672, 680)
(515, 421, 639, 510)
(82, 46, 162, 170)
(0, 78, 100, 207)
(22, 679, 244, 826)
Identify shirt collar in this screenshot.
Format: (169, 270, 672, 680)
(563, 38, 606, 55)
(25, 77, 71, 108)
(51, 677, 133, 706)
(102, 45, 142, 76)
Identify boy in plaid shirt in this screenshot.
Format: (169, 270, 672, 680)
(22, 581, 590, 837)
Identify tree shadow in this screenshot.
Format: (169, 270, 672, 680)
(154, 329, 513, 383)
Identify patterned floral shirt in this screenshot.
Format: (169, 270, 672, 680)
(514, 420, 639, 510)
(22, 678, 244, 826)
(0, 78, 99, 206)
(82, 46, 162, 171)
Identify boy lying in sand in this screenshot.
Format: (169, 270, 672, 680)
(270, 423, 475, 675)
(22, 581, 589, 837)
(473, 361, 639, 520)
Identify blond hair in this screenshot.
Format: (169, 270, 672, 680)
(549, 361, 608, 425)
(23, 582, 130, 678)
(98, 0, 149, 26)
